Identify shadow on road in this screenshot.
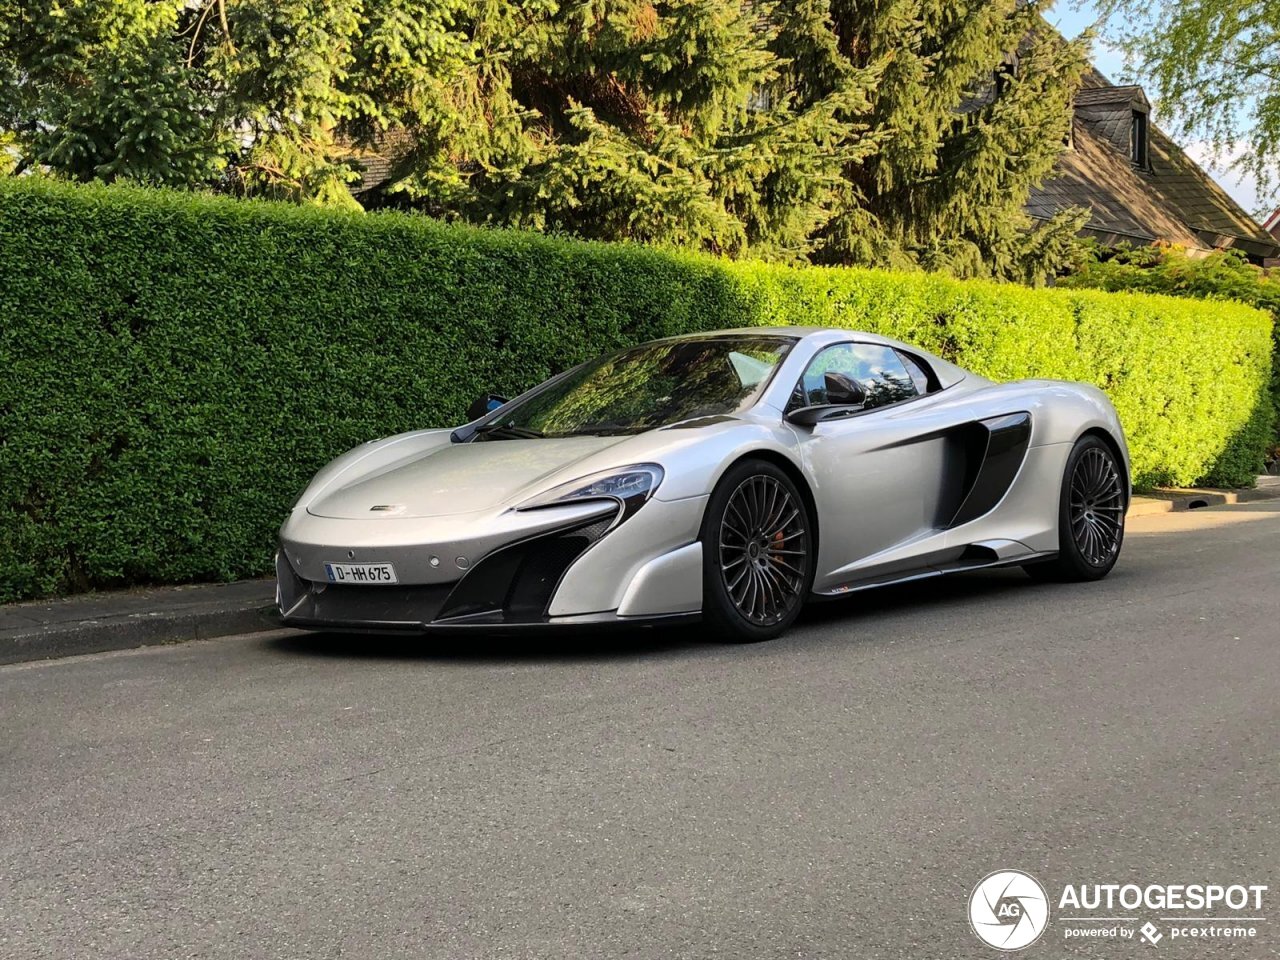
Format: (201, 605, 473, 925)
(265, 566, 1034, 663)
(266, 621, 705, 663)
(797, 565, 1031, 626)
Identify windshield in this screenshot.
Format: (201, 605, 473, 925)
(469, 335, 795, 440)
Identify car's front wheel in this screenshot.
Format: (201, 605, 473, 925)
(1024, 434, 1126, 582)
(701, 459, 815, 642)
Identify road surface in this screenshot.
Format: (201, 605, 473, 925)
(2, 502, 1277, 958)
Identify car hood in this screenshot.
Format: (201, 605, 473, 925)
(305, 435, 630, 519)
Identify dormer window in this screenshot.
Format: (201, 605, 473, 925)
(1073, 83, 1153, 166)
(994, 53, 1020, 97)
(1131, 110, 1149, 168)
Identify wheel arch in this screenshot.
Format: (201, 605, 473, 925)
(712, 450, 821, 560)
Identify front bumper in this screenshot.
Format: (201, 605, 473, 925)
(276, 572, 698, 633)
(277, 513, 611, 631)
(275, 556, 698, 633)
(275, 495, 708, 633)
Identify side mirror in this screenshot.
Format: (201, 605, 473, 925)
(467, 392, 509, 421)
(785, 372, 867, 427)
(824, 371, 866, 406)
(786, 404, 863, 427)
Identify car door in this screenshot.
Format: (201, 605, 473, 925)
(787, 342, 954, 589)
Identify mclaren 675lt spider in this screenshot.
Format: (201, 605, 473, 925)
(276, 327, 1130, 642)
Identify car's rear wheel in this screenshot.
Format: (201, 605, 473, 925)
(1024, 435, 1126, 582)
(701, 460, 814, 642)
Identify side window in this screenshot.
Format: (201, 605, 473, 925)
(791, 343, 920, 411)
(896, 350, 934, 394)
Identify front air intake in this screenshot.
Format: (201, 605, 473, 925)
(434, 513, 617, 623)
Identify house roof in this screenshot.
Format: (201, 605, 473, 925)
(1074, 84, 1149, 109)
(1028, 119, 1203, 247)
(1030, 70, 1278, 259)
(349, 128, 417, 197)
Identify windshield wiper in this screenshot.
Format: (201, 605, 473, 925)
(555, 425, 640, 437)
(470, 422, 545, 441)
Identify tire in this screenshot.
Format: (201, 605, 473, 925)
(700, 459, 815, 642)
(1023, 434, 1126, 583)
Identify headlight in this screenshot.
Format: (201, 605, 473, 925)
(516, 463, 665, 523)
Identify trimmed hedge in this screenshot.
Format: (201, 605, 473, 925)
(0, 179, 1273, 601)
(1059, 245, 1280, 463)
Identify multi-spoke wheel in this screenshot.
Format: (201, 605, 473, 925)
(1069, 446, 1125, 565)
(702, 460, 814, 641)
(1024, 435, 1126, 582)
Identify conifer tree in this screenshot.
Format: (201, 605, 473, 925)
(769, 0, 1088, 279)
(0, 1, 227, 186)
(384, 0, 881, 259)
(0, 1, 1086, 278)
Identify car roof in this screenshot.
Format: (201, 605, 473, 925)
(644, 325, 894, 344)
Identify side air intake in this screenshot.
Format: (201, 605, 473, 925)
(948, 412, 1032, 527)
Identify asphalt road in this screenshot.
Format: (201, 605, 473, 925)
(2, 502, 1278, 960)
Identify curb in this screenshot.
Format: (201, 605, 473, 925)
(1127, 483, 1280, 518)
(0, 581, 280, 666)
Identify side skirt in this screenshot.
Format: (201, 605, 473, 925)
(813, 550, 1058, 598)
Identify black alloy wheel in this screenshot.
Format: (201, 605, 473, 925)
(702, 460, 814, 641)
(1024, 435, 1126, 582)
(1069, 446, 1125, 565)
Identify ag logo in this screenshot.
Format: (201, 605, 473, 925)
(969, 870, 1050, 951)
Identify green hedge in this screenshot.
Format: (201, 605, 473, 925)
(1058, 244, 1280, 463)
(0, 179, 1273, 601)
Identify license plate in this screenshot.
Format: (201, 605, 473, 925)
(323, 562, 398, 584)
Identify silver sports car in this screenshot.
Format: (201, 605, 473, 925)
(276, 327, 1129, 642)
